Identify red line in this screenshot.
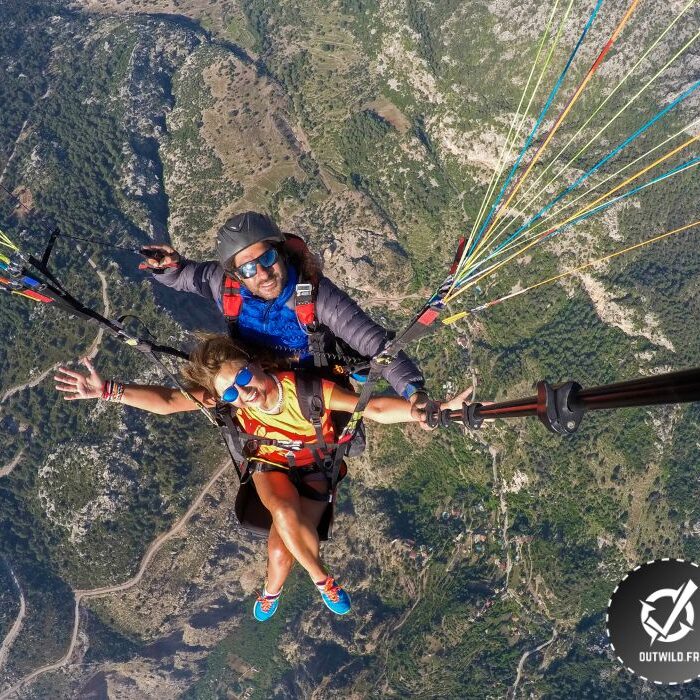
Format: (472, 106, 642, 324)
(480, 0, 640, 242)
(22, 290, 54, 303)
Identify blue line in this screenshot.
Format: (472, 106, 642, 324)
(492, 79, 700, 255)
(0, 260, 41, 287)
(455, 155, 700, 290)
(547, 155, 700, 233)
(468, 0, 606, 258)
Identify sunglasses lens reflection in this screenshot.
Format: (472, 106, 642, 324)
(236, 248, 279, 279)
(221, 366, 253, 403)
(222, 385, 239, 403)
(236, 367, 253, 386)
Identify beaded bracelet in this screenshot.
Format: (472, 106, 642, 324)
(101, 380, 125, 402)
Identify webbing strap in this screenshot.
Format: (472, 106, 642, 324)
(309, 395, 327, 449)
(12, 252, 213, 422)
(294, 282, 316, 326)
(323, 292, 445, 496)
(325, 361, 382, 502)
(217, 409, 249, 481)
(308, 332, 328, 368)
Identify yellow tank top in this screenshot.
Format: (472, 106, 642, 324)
(237, 371, 336, 467)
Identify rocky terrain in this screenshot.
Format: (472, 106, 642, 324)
(0, 0, 699, 698)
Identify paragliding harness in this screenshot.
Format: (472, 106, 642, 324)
(0, 230, 355, 541)
(216, 372, 351, 541)
(220, 231, 369, 465)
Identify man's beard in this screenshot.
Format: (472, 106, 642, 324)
(250, 269, 285, 299)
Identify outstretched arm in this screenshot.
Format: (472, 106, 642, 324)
(328, 384, 473, 425)
(140, 245, 224, 304)
(54, 358, 212, 415)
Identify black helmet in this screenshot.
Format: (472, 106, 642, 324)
(216, 212, 285, 267)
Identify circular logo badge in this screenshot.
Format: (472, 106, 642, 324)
(607, 559, 700, 684)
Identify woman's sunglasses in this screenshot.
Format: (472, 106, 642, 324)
(221, 366, 254, 403)
(232, 247, 279, 279)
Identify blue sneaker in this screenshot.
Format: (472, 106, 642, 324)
(317, 577, 351, 615)
(253, 592, 281, 622)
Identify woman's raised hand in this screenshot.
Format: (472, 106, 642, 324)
(54, 357, 104, 400)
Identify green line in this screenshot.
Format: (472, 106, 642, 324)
(483, 1, 700, 248)
(458, 0, 574, 269)
(465, 0, 563, 253)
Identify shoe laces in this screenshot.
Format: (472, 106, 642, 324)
(322, 577, 341, 603)
(257, 594, 275, 612)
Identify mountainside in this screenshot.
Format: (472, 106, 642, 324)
(0, 0, 699, 697)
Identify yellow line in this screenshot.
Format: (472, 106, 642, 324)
(464, 0, 565, 258)
(483, 118, 700, 262)
(0, 230, 18, 251)
(444, 156, 700, 304)
(450, 133, 700, 296)
(478, 220, 700, 308)
(532, 135, 699, 235)
(11, 291, 40, 302)
(485, 0, 699, 247)
(441, 311, 469, 326)
(460, 0, 577, 280)
(482, 20, 700, 250)
(471, 0, 642, 263)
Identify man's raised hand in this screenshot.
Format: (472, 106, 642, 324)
(138, 245, 181, 271)
(409, 390, 441, 431)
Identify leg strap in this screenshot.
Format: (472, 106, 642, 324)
(248, 461, 330, 502)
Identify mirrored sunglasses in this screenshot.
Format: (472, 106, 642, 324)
(233, 247, 279, 279)
(221, 366, 254, 403)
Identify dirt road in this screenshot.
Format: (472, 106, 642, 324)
(0, 459, 232, 699)
(0, 565, 27, 672)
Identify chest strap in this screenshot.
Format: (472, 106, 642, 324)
(221, 274, 327, 365)
(295, 282, 328, 368)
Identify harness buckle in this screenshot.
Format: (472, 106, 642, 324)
(6, 254, 25, 278)
(277, 439, 304, 451)
(372, 352, 394, 367)
(295, 282, 313, 302)
(294, 282, 318, 331)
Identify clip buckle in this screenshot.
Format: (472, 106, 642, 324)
(295, 282, 313, 301)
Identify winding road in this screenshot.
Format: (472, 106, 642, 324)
(0, 251, 229, 697)
(0, 119, 30, 189)
(0, 252, 109, 408)
(509, 628, 557, 699)
(81, 252, 111, 359)
(0, 364, 61, 406)
(0, 459, 232, 699)
(0, 450, 24, 479)
(0, 564, 26, 673)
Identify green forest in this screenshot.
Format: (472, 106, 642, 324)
(1, 0, 699, 697)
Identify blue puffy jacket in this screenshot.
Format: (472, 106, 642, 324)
(235, 265, 308, 355)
